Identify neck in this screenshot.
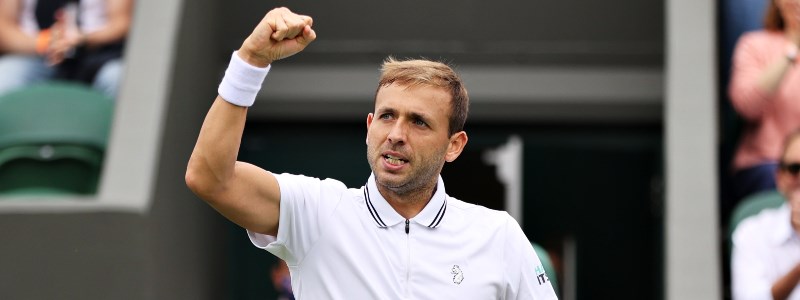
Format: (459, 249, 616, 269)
(377, 181, 437, 220)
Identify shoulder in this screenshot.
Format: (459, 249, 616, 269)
(448, 197, 506, 217)
(447, 197, 516, 229)
(738, 30, 785, 47)
(733, 205, 785, 243)
(274, 173, 347, 187)
(274, 173, 351, 197)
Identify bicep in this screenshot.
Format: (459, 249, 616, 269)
(103, 0, 132, 33)
(0, 0, 20, 19)
(206, 161, 282, 235)
(0, 0, 37, 53)
(0, 0, 21, 29)
(105, 0, 133, 20)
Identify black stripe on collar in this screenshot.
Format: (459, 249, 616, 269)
(364, 186, 387, 227)
(428, 198, 447, 228)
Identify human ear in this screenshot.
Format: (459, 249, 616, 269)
(366, 113, 374, 145)
(445, 131, 468, 162)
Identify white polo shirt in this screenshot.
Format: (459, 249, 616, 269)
(248, 173, 558, 299)
(732, 203, 800, 300)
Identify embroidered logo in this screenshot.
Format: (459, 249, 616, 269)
(451, 265, 464, 285)
(535, 265, 549, 285)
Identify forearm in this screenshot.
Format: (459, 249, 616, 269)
(82, 17, 130, 48)
(756, 55, 795, 95)
(772, 263, 800, 300)
(729, 56, 792, 121)
(186, 97, 248, 198)
(0, 24, 36, 54)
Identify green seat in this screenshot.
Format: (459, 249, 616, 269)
(728, 190, 785, 252)
(532, 242, 559, 296)
(0, 82, 113, 195)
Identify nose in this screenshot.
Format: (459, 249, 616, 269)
(387, 121, 407, 145)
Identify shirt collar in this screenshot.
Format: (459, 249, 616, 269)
(771, 203, 796, 245)
(363, 173, 448, 229)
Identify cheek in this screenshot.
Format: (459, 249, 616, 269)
(790, 197, 800, 216)
(366, 130, 378, 145)
(366, 130, 388, 149)
(435, 139, 453, 156)
(781, 178, 800, 199)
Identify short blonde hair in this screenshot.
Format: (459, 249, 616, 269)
(376, 57, 469, 136)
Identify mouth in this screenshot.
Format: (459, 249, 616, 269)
(383, 154, 408, 166)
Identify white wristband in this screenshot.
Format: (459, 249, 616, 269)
(218, 51, 271, 107)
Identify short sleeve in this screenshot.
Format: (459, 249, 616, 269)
(731, 217, 774, 300)
(246, 173, 348, 266)
(503, 215, 559, 300)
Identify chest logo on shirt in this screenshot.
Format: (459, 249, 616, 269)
(451, 265, 464, 285)
(535, 265, 550, 285)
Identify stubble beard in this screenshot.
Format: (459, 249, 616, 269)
(366, 146, 446, 198)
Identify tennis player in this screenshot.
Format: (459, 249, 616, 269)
(186, 7, 558, 299)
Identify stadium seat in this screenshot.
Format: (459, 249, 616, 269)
(532, 242, 559, 296)
(0, 82, 113, 195)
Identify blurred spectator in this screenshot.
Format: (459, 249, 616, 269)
(270, 259, 294, 300)
(0, 0, 133, 98)
(722, 0, 768, 80)
(732, 129, 800, 300)
(728, 0, 800, 209)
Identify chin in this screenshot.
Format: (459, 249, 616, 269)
(375, 173, 415, 192)
(375, 172, 404, 186)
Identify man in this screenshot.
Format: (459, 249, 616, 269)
(186, 7, 557, 299)
(732, 129, 800, 300)
(0, 0, 132, 98)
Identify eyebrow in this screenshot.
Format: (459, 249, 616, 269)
(376, 107, 396, 115)
(409, 112, 431, 124)
(376, 106, 434, 126)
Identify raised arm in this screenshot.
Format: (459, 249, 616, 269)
(185, 7, 316, 236)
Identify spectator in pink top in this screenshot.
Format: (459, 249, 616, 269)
(729, 0, 800, 208)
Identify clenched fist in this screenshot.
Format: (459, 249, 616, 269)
(238, 7, 316, 67)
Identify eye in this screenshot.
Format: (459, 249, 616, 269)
(412, 118, 427, 127)
(379, 113, 393, 120)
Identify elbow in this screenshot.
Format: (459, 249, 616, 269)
(731, 102, 764, 122)
(729, 91, 766, 121)
(0, 27, 18, 53)
(114, 17, 132, 41)
(185, 164, 207, 199)
(185, 157, 221, 202)
(184, 166, 203, 196)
